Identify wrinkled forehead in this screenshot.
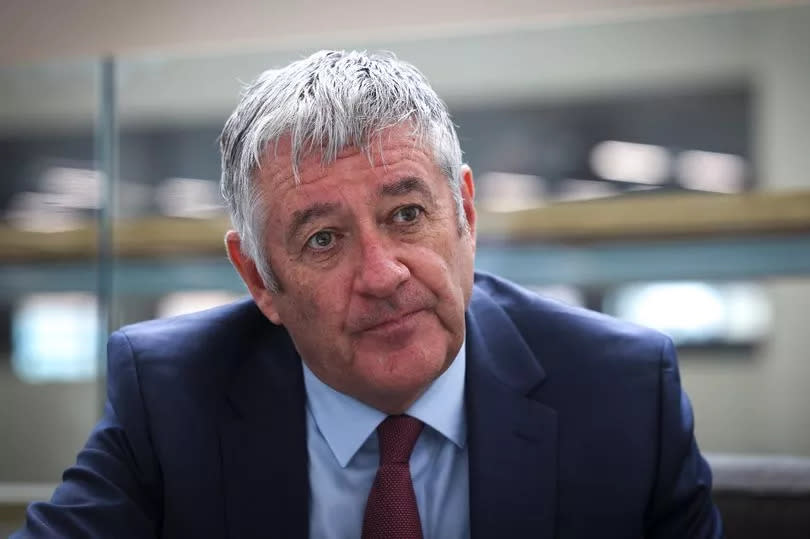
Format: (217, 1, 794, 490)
(257, 124, 440, 188)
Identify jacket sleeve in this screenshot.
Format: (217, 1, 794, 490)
(13, 331, 163, 538)
(644, 337, 724, 538)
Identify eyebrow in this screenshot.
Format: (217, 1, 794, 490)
(285, 177, 434, 244)
(286, 201, 340, 244)
(380, 176, 434, 201)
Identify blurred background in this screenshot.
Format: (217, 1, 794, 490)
(2, 0, 810, 535)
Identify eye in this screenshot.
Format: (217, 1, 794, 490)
(306, 230, 335, 250)
(392, 205, 423, 223)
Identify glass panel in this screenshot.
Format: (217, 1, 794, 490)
(112, 53, 247, 329)
(0, 60, 101, 488)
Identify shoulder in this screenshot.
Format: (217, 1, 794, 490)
(470, 272, 677, 443)
(114, 297, 266, 359)
(107, 297, 276, 394)
(471, 271, 671, 372)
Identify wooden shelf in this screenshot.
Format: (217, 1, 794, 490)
(0, 216, 231, 261)
(476, 189, 810, 242)
(1, 190, 810, 262)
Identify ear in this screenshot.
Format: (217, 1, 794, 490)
(224, 230, 282, 325)
(459, 164, 477, 241)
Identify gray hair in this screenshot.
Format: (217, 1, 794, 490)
(220, 50, 464, 292)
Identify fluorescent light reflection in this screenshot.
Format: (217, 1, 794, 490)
(528, 285, 585, 308)
(5, 166, 102, 232)
(155, 177, 223, 218)
(477, 172, 545, 212)
(157, 291, 242, 318)
(605, 282, 771, 346)
(6, 191, 86, 232)
(677, 150, 747, 193)
(556, 178, 619, 202)
(590, 140, 671, 185)
(12, 293, 99, 383)
(40, 166, 102, 209)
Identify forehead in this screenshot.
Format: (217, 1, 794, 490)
(258, 126, 441, 193)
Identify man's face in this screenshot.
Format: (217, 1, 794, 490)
(233, 127, 476, 413)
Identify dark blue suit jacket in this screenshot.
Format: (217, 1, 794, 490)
(17, 273, 723, 538)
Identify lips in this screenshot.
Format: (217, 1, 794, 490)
(351, 307, 427, 334)
(362, 309, 423, 332)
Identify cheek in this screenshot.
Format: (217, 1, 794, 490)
(277, 267, 352, 327)
(408, 242, 470, 313)
(423, 232, 472, 287)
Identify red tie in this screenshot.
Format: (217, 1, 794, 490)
(362, 415, 425, 539)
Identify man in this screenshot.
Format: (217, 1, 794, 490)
(16, 50, 723, 538)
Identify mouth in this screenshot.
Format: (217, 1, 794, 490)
(359, 309, 425, 334)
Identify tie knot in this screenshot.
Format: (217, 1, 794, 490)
(376, 415, 424, 464)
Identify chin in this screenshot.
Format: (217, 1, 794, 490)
(371, 347, 451, 386)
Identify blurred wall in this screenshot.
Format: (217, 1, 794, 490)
(0, 0, 782, 64)
(0, 367, 96, 482)
(682, 6, 810, 455)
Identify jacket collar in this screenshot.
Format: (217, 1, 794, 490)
(219, 313, 309, 539)
(465, 280, 559, 538)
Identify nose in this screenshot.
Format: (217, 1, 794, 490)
(353, 233, 410, 298)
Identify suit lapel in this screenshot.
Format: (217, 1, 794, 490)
(219, 321, 309, 539)
(215, 282, 559, 538)
(466, 285, 559, 538)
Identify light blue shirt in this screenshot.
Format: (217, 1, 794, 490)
(303, 343, 470, 539)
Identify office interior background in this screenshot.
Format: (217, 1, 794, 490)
(1, 0, 810, 535)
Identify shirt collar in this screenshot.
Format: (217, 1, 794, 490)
(302, 341, 467, 468)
